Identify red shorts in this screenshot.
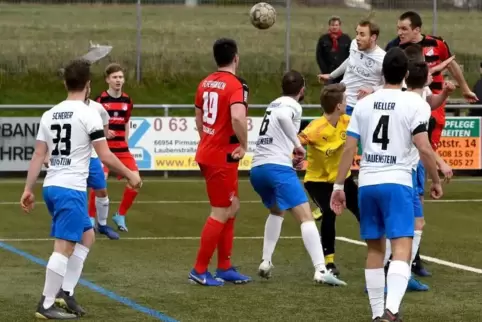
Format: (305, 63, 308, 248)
(431, 123, 444, 151)
(103, 152, 139, 179)
(199, 163, 238, 208)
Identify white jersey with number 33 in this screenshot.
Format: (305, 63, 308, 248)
(251, 96, 302, 168)
(37, 100, 106, 191)
(347, 89, 429, 188)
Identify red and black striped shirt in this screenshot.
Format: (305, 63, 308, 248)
(95, 91, 133, 154)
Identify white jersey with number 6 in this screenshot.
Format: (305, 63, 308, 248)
(37, 100, 106, 191)
(251, 96, 302, 168)
(347, 89, 429, 188)
(87, 99, 109, 159)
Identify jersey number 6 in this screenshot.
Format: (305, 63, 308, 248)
(259, 110, 272, 136)
(51, 124, 72, 156)
(202, 91, 218, 125)
(372, 115, 390, 150)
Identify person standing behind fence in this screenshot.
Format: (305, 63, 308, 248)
(316, 16, 351, 84)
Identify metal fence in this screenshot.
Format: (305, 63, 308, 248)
(0, 0, 481, 84)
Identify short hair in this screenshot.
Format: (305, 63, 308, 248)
(404, 44, 424, 63)
(213, 38, 238, 68)
(320, 83, 346, 114)
(105, 63, 123, 77)
(382, 47, 408, 85)
(63, 59, 91, 92)
(328, 16, 341, 25)
(399, 11, 423, 29)
(281, 70, 305, 96)
(357, 19, 380, 37)
(406, 61, 429, 89)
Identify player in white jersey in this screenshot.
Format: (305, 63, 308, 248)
(20, 59, 141, 320)
(329, 48, 442, 322)
(318, 19, 385, 116)
(249, 71, 346, 286)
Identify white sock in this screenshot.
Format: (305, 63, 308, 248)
(42, 252, 69, 309)
(300, 221, 326, 272)
(386, 260, 411, 314)
(62, 244, 90, 296)
(383, 238, 392, 266)
(262, 214, 284, 262)
(410, 230, 422, 266)
(95, 196, 110, 226)
(365, 268, 386, 319)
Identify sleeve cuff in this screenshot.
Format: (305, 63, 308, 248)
(347, 131, 360, 139)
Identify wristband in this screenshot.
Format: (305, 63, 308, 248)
(333, 183, 344, 191)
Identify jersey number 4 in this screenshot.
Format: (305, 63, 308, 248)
(202, 92, 218, 125)
(51, 124, 72, 156)
(372, 115, 390, 150)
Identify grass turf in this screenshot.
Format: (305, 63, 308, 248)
(0, 177, 481, 321)
(0, 4, 482, 108)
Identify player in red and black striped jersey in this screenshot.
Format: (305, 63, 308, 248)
(91, 63, 140, 232)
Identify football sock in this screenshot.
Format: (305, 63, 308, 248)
(95, 196, 110, 226)
(194, 217, 225, 273)
(88, 190, 96, 218)
(410, 230, 422, 266)
(42, 252, 69, 309)
(217, 218, 235, 270)
(383, 239, 392, 266)
(62, 244, 89, 296)
(386, 260, 411, 315)
(118, 187, 138, 216)
(365, 268, 385, 319)
(300, 221, 326, 272)
(325, 254, 335, 265)
(262, 214, 283, 262)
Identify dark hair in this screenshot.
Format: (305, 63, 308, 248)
(63, 59, 91, 92)
(404, 44, 424, 63)
(399, 11, 422, 29)
(320, 83, 346, 114)
(281, 70, 305, 96)
(382, 47, 408, 85)
(105, 63, 124, 77)
(358, 19, 380, 37)
(328, 16, 341, 25)
(406, 62, 429, 89)
(213, 38, 238, 68)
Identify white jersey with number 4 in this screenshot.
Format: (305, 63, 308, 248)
(251, 96, 302, 168)
(347, 89, 429, 188)
(87, 99, 109, 159)
(37, 100, 106, 191)
(342, 39, 386, 107)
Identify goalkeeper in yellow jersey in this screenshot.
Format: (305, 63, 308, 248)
(298, 83, 360, 276)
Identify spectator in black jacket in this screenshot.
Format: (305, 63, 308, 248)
(315, 16, 351, 84)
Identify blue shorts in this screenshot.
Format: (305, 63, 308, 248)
(415, 161, 425, 196)
(412, 169, 424, 218)
(346, 105, 354, 116)
(87, 157, 106, 190)
(358, 183, 415, 240)
(250, 163, 308, 211)
(43, 186, 93, 243)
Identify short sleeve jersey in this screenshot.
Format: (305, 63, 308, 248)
(87, 99, 110, 158)
(251, 96, 302, 168)
(37, 100, 105, 191)
(347, 89, 429, 188)
(194, 71, 249, 167)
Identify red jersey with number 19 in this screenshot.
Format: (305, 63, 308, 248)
(194, 71, 249, 167)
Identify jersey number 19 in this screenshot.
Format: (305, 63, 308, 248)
(372, 115, 390, 150)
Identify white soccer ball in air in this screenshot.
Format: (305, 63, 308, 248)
(250, 2, 276, 30)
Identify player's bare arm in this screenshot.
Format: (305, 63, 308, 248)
(434, 152, 453, 182)
(230, 102, 248, 158)
(427, 81, 455, 110)
(412, 132, 442, 198)
(195, 107, 203, 139)
(447, 60, 478, 102)
(21, 140, 48, 213)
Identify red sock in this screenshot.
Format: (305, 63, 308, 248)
(217, 218, 235, 270)
(118, 187, 138, 216)
(194, 217, 225, 273)
(88, 189, 96, 218)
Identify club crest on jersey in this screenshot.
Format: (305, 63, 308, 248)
(364, 58, 375, 68)
(424, 47, 434, 56)
(340, 131, 347, 140)
(122, 104, 128, 111)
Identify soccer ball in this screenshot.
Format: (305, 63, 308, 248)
(249, 2, 276, 30)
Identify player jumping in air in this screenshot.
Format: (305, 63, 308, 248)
(250, 70, 346, 286)
(189, 38, 252, 286)
(330, 48, 442, 321)
(20, 59, 141, 319)
(94, 63, 140, 232)
(298, 83, 360, 277)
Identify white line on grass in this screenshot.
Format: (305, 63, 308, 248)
(0, 235, 480, 275)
